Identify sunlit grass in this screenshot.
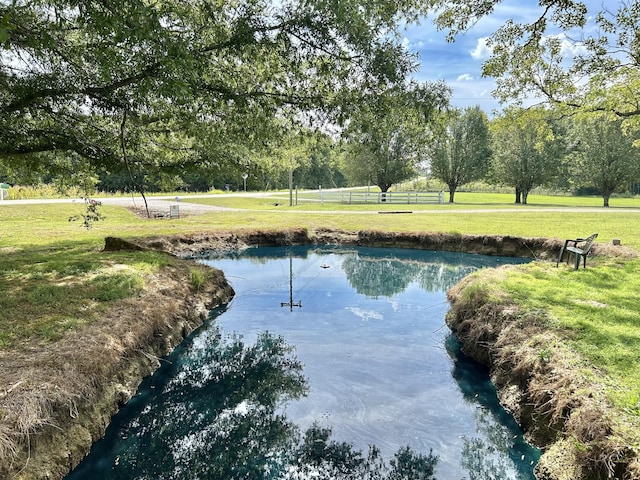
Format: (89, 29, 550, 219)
(0, 245, 175, 347)
(1, 198, 639, 248)
(496, 259, 640, 416)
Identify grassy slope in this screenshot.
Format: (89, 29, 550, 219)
(496, 257, 640, 450)
(0, 194, 639, 456)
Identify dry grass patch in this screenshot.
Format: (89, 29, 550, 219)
(0, 245, 234, 479)
(446, 259, 640, 479)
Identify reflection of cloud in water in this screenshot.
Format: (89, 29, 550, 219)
(387, 298, 401, 312)
(67, 246, 535, 480)
(346, 306, 384, 321)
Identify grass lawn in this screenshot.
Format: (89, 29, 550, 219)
(0, 192, 639, 464)
(499, 258, 640, 413)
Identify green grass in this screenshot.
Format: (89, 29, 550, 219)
(2, 193, 639, 248)
(493, 258, 640, 420)
(1, 192, 639, 436)
(0, 244, 174, 347)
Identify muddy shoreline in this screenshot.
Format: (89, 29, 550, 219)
(6, 228, 636, 479)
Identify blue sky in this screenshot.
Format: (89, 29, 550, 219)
(402, 0, 603, 114)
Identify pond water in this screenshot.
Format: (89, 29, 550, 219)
(66, 246, 540, 480)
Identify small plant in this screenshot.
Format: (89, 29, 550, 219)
(69, 197, 104, 229)
(189, 268, 208, 291)
(538, 348, 552, 364)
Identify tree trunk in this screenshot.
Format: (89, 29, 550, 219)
(379, 184, 390, 202)
(603, 195, 610, 207)
(522, 189, 529, 205)
(515, 187, 522, 204)
(121, 108, 151, 218)
(448, 186, 456, 203)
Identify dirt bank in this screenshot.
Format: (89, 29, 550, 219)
(1, 256, 234, 480)
(4, 228, 636, 479)
(124, 227, 567, 260)
(446, 269, 639, 480)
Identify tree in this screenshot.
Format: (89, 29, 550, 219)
(0, 0, 433, 191)
(342, 82, 450, 192)
(430, 106, 491, 203)
(427, 1, 640, 128)
(294, 134, 347, 189)
(489, 108, 567, 204)
(570, 114, 640, 207)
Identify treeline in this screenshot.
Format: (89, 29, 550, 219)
(2, 103, 639, 208)
(2, 1, 640, 208)
(429, 106, 640, 207)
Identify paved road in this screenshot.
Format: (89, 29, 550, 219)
(0, 194, 235, 216)
(1, 193, 639, 215)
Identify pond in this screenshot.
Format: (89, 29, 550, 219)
(66, 246, 540, 480)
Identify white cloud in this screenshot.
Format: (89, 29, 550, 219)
(470, 37, 491, 60)
(402, 35, 426, 51)
(542, 33, 589, 58)
(456, 73, 474, 82)
(346, 307, 383, 321)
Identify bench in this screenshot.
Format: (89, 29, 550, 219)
(556, 233, 598, 269)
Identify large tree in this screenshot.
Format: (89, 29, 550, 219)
(430, 106, 491, 203)
(490, 107, 567, 204)
(342, 82, 450, 192)
(0, 0, 432, 191)
(427, 1, 640, 126)
(570, 114, 640, 207)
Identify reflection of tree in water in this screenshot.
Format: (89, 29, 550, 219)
(446, 336, 538, 480)
(103, 331, 308, 479)
(460, 422, 512, 480)
(68, 329, 439, 480)
(342, 255, 424, 298)
(417, 264, 477, 293)
(292, 425, 438, 480)
(342, 254, 478, 297)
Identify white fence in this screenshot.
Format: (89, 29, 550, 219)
(313, 191, 445, 205)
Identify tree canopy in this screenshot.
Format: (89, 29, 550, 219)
(427, 0, 640, 127)
(490, 107, 567, 204)
(430, 106, 491, 203)
(341, 82, 449, 192)
(0, 0, 434, 189)
(569, 114, 640, 206)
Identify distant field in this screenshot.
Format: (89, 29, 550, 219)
(1, 192, 639, 249)
(184, 190, 640, 210)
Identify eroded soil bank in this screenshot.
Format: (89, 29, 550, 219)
(126, 227, 565, 260)
(1, 258, 234, 480)
(4, 228, 636, 479)
(446, 271, 640, 480)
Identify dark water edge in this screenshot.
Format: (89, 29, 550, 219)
(66, 246, 540, 480)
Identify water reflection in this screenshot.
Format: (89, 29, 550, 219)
(66, 246, 536, 480)
(211, 245, 506, 296)
(67, 328, 307, 479)
(67, 326, 440, 479)
(447, 336, 540, 479)
(342, 252, 479, 297)
(342, 255, 424, 298)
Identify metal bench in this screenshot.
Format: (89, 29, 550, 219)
(556, 233, 598, 269)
